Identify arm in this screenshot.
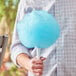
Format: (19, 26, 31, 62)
(10, 1, 30, 66)
(10, 1, 45, 76)
(17, 53, 46, 76)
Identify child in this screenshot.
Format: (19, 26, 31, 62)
(11, 0, 76, 76)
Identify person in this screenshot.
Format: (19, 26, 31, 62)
(10, 0, 76, 76)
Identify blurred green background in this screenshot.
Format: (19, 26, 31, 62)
(0, 0, 26, 76)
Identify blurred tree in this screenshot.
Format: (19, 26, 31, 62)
(0, 0, 19, 62)
(0, 1, 28, 76)
(0, 0, 19, 31)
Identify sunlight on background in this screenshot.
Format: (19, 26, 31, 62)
(0, 0, 26, 76)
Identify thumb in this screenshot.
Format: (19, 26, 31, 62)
(40, 57, 46, 61)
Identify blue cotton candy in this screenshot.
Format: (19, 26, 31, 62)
(17, 10, 60, 48)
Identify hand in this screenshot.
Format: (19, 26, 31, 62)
(28, 57, 46, 76)
(16, 53, 46, 76)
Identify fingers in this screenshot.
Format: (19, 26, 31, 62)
(33, 69, 43, 76)
(40, 57, 46, 61)
(33, 56, 46, 62)
(32, 64, 43, 76)
(32, 59, 43, 64)
(34, 73, 42, 76)
(32, 64, 43, 69)
(32, 57, 46, 64)
(30, 57, 46, 76)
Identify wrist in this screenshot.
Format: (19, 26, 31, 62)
(16, 53, 31, 70)
(24, 57, 31, 71)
